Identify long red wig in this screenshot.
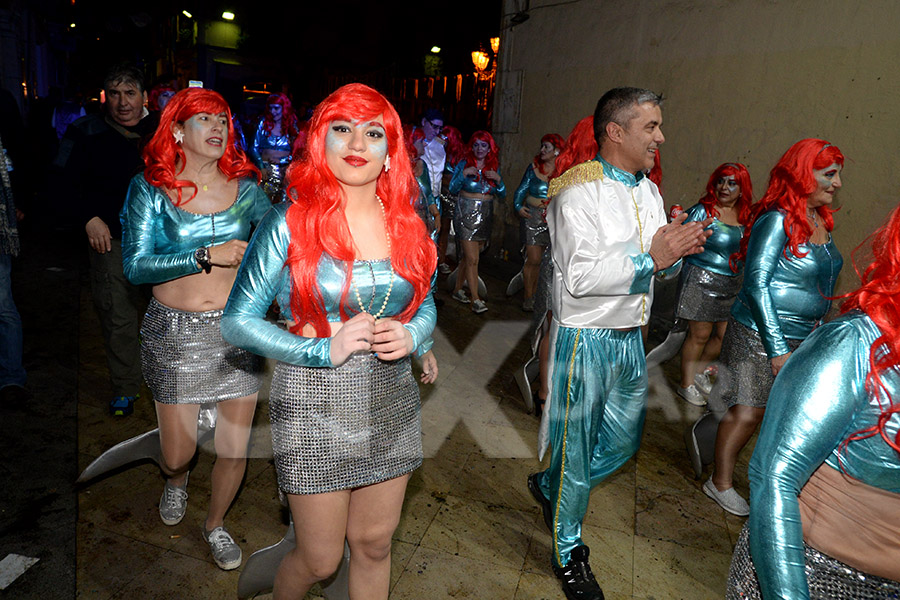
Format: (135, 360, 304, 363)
(699, 162, 754, 223)
(143, 88, 260, 206)
(840, 204, 900, 455)
(533, 133, 565, 176)
(462, 130, 499, 173)
(262, 93, 300, 139)
(731, 139, 843, 270)
(283, 83, 435, 338)
(442, 125, 465, 168)
(551, 116, 598, 180)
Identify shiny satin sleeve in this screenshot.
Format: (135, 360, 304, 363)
(513, 165, 535, 212)
(121, 176, 202, 285)
(221, 203, 332, 367)
(248, 121, 264, 167)
(748, 318, 869, 600)
(742, 211, 791, 357)
(405, 293, 436, 357)
(417, 167, 436, 208)
(448, 161, 467, 195)
(494, 170, 506, 199)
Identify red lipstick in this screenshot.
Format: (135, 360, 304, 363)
(343, 156, 368, 166)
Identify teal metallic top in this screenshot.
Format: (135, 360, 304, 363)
(415, 164, 438, 214)
(120, 175, 272, 285)
(596, 154, 644, 188)
(748, 311, 900, 598)
(248, 120, 293, 167)
(730, 210, 842, 358)
(448, 160, 506, 198)
(682, 203, 744, 277)
(221, 203, 436, 368)
(513, 164, 549, 212)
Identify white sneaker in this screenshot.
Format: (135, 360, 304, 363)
(203, 526, 242, 570)
(472, 299, 488, 314)
(677, 384, 707, 407)
(693, 372, 713, 395)
(703, 479, 749, 516)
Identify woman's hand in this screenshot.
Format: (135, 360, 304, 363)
(372, 318, 414, 360)
(419, 350, 438, 384)
(209, 239, 249, 267)
(770, 352, 792, 376)
(483, 169, 500, 183)
(429, 205, 441, 233)
(330, 312, 376, 366)
(518, 206, 531, 219)
(463, 166, 479, 177)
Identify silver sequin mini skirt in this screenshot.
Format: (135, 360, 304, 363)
(674, 263, 742, 322)
(522, 204, 549, 247)
(727, 525, 900, 599)
(141, 298, 261, 404)
(717, 317, 801, 408)
(454, 195, 493, 242)
(269, 353, 422, 495)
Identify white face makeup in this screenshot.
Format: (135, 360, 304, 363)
(269, 103, 283, 121)
(715, 175, 740, 205)
(324, 115, 388, 189)
(539, 141, 556, 161)
(472, 139, 490, 161)
(157, 90, 175, 110)
(178, 111, 229, 162)
(808, 162, 842, 208)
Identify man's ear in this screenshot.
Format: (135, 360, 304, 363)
(605, 121, 622, 144)
(143, 90, 149, 105)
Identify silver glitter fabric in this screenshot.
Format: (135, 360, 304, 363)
(727, 525, 900, 599)
(522, 204, 549, 247)
(261, 163, 286, 203)
(529, 246, 554, 349)
(269, 353, 422, 495)
(674, 263, 742, 322)
(717, 317, 802, 408)
(141, 298, 261, 404)
(454, 195, 493, 242)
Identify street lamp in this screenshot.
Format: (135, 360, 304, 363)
(471, 51, 490, 74)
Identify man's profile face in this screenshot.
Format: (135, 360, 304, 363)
(421, 117, 443, 141)
(105, 81, 145, 127)
(617, 102, 664, 174)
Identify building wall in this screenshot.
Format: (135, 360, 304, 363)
(494, 0, 900, 292)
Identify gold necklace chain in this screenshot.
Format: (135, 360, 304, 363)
(353, 194, 395, 318)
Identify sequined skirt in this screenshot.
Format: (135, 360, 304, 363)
(727, 525, 900, 599)
(140, 298, 261, 404)
(717, 317, 802, 408)
(522, 204, 549, 247)
(674, 263, 742, 322)
(269, 353, 422, 495)
(454, 195, 493, 242)
(262, 162, 288, 203)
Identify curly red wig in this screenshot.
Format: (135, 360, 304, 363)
(462, 130, 500, 173)
(699, 162, 754, 223)
(284, 83, 435, 337)
(142, 88, 260, 206)
(532, 133, 565, 176)
(442, 125, 465, 167)
(731, 139, 844, 269)
(840, 204, 900, 455)
(551, 116, 598, 180)
(262, 93, 300, 139)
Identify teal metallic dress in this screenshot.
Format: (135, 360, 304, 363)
(513, 164, 550, 247)
(221, 203, 436, 494)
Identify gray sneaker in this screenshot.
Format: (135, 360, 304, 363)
(693, 372, 713, 395)
(677, 384, 707, 407)
(472, 299, 488, 314)
(203, 526, 242, 570)
(159, 473, 189, 526)
(703, 478, 749, 516)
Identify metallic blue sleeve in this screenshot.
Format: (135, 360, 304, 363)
(417, 168, 436, 208)
(402, 293, 436, 355)
(748, 316, 871, 599)
(494, 170, 506, 199)
(513, 165, 535, 212)
(448, 161, 466, 195)
(221, 203, 332, 367)
(248, 121, 264, 167)
(121, 176, 201, 285)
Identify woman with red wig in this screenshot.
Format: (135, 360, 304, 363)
(673, 163, 754, 407)
(513, 133, 564, 312)
(249, 92, 301, 202)
(120, 88, 270, 569)
(703, 139, 844, 516)
(449, 130, 506, 313)
(727, 204, 900, 599)
(437, 125, 465, 274)
(221, 83, 436, 598)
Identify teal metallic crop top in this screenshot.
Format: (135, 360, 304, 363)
(682, 203, 744, 277)
(448, 160, 506, 198)
(221, 203, 436, 368)
(120, 175, 272, 285)
(513, 164, 549, 212)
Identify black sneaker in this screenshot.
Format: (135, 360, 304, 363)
(527, 473, 553, 533)
(552, 545, 605, 600)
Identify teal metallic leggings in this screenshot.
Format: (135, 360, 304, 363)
(536, 325, 648, 567)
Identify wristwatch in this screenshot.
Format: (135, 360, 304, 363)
(194, 246, 212, 273)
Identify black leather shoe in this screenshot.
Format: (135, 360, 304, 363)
(552, 545, 605, 600)
(527, 473, 553, 533)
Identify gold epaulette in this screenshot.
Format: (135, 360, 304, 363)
(547, 160, 604, 199)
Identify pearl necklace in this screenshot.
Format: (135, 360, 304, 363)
(807, 208, 819, 228)
(353, 194, 394, 318)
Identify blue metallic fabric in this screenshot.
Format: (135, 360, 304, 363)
(748, 311, 900, 598)
(221, 202, 436, 368)
(448, 160, 506, 198)
(683, 203, 744, 276)
(730, 210, 842, 358)
(596, 154, 643, 188)
(120, 175, 271, 285)
(513, 164, 549, 212)
(248, 120, 293, 167)
(414, 164, 438, 234)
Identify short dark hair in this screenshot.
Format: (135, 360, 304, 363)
(422, 108, 444, 123)
(103, 62, 145, 93)
(593, 87, 662, 144)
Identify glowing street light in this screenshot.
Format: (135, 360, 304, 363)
(430, 46, 441, 53)
(222, 11, 235, 20)
(490, 36, 499, 54)
(471, 50, 489, 74)
(182, 10, 193, 18)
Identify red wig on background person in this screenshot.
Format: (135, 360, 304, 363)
(533, 133, 566, 175)
(283, 83, 435, 338)
(263, 93, 300, 138)
(699, 162, 754, 223)
(551, 116, 598, 179)
(732, 138, 844, 268)
(442, 125, 465, 167)
(462, 130, 500, 172)
(142, 88, 259, 206)
(148, 83, 176, 111)
(648, 148, 663, 191)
